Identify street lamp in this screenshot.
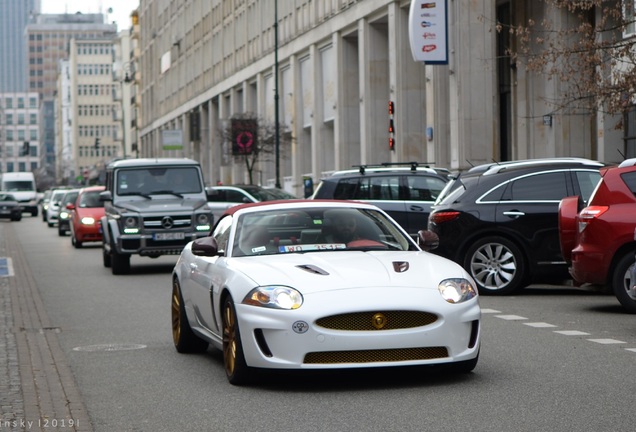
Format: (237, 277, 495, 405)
(274, 0, 281, 189)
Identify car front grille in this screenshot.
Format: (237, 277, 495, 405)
(143, 215, 192, 230)
(303, 347, 448, 364)
(315, 311, 438, 331)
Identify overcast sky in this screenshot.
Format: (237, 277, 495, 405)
(40, 0, 140, 30)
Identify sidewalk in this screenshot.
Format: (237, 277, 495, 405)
(0, 222, 92, 432)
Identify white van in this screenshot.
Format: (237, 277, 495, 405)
(0, 172, 38, 216)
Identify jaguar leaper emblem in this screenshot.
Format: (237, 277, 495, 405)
(372, 313, 387, 330)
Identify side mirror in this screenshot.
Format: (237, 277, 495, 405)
(66, 203, 75, 210)
(99, 190, 112, 202)
(191, 236, 219, 257)
(417, 230, 439, 252)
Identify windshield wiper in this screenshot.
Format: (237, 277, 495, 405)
(119, 192, 152, 199)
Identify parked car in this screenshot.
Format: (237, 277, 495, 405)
(57, 189, 80, 236)
(206, 184, 297, 222)
(428, 158, 604, 295)
(69, 186, 106, 248)
(311, 162, 449, 237)
(559, 158, 636, 313)
(171, 200, 480, 385)
(46, 188, 72, 227)
(0, 193, 23, 221)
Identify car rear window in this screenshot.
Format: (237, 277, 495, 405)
(620, 171, 636, 195)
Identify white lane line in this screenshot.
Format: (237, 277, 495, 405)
(554, 330, 591, 336)
(524, 322, 557, 328)
(495, 315, 528, 321)
(625, 348, 636, 353)
(481, 309, 501, 314)
(587, 338, 626, 345)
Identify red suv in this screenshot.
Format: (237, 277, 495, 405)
(559, 159, 636, 313)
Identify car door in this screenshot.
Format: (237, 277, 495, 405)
(494, 170, 574, 265)
(186, 216, 233, 334)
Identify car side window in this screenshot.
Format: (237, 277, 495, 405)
(508, 172, 568, 201)
(575, 171, 601, 201)
(226, 190, 248, 203)
(334, 178, 363, 199)
(368, 176, 400, 200)
(406, 176, 447, 201)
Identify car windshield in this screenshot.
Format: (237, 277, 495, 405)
(231, 207, 416, 257)
(79, 191, 103, 208)
(0, 194, 16, 201)
(3, 181, 33, 191)
(116, 167, 202, 196)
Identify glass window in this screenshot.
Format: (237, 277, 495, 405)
(406, 176, 447, 201)
(17, 98, 24, 108)
(5, 98, 12, 108)
(29, 97, 37, 108)
(508, 172, 568, 201)
(574, 171, 601, 202)
(30, 129, 38, 141)
(621, 171, 636, 196)
(6, 130, 13, 141)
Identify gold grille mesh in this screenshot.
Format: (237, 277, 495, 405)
(304, 347, 448, 364)
(315, 311, 437, 331)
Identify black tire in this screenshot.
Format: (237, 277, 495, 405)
(611, 253, 636, 314)
(171, 279, 208, 353)
(42, 212, 47, 222)
(222, 296, 251, 385)
(58, 226, 66, 236)
(111, 251, 130, 275)
(102, 245, 111, 267)
(47, 221, 54, 227)
(72, 235, 82, 248)
(464, 236, 526, 295)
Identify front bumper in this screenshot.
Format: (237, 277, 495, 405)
(115, 231, 209, 256)
(233, 286, 481, 370)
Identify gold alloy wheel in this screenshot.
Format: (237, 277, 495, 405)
(171, 282, 181, 345)
(223, 302, 237, 376)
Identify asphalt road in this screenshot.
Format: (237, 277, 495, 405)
(8, 216, 636, 432)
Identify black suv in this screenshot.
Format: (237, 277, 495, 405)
(428, 158, 604, 295)
(312, 162, 449, 237)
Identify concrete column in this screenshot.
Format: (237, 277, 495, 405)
(337, 30, 361, 172)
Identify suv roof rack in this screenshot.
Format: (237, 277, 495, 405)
(472, 157, 604, 175)
(351, 161, 435, 174)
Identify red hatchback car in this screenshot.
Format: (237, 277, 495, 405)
(69, 186, 106, 248)
(559, 159, 636, 313)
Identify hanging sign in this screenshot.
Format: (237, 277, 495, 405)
(408, 0, 449, 65)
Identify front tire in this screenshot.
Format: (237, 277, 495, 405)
(222, 296, 251, 385)
(72, 235, 83, 248)
(464, 236, 526, 295)
(611, 253, 636, 314)
(111, 251, 130, 275)
(171, 279, 208, 353)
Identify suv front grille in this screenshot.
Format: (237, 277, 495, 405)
(143, 215, 192, 230)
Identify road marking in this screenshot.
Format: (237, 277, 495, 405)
(625, 348, 636, 353)
(480, 308, 501, 314)
(524, 322, 557, 328)
(495, 314, 527, 320)
(587, 338, 626, 345)
(553, 330, 590, 336)
(0, 257, 15, 277)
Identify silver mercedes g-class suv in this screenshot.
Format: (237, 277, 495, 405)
(99, 158, 213, 274)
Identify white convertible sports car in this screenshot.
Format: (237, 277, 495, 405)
(171, 200, 481, 385)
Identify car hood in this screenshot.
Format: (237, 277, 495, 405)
(75, 207, 106, 218)
(229, 251, 469, 293)
(115, 198, 207, 213)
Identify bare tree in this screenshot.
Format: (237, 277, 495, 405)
(491, 0, 636, 120)
(217, 112, 292, 185)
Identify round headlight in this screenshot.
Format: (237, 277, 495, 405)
(196, 213, 210, 225)
(438, 278, 478, 304)
(81, 217, 96, 225)
(124, 216, 138, 228)
(243, 286, 303, 310)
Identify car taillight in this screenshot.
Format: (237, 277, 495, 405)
(577, 206, 608, 233)
(430, 211, 460, 224)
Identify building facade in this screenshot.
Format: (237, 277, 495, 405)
(0, 0, 40, 92)
(134, 0, 625, 196)
(0, 92, 41, 173)
(26, 13, 117, 182)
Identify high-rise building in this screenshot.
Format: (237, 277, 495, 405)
(0, 0, 40, 92)
(25, 13, 116, 178)
(0, 92, 41, 173)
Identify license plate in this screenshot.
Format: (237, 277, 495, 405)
(153, 232, 185, 240)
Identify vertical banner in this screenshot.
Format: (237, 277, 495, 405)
(408, 0, 449, 65)
(231, 118, 257, 155)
